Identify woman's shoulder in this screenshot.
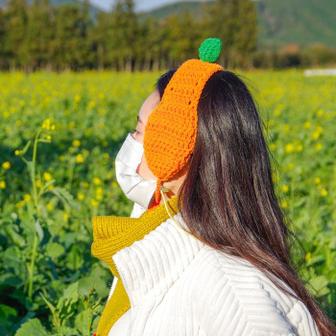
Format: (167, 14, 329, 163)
(189, 246, 319, 336)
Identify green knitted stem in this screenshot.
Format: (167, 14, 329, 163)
(198, 37, 222, 63)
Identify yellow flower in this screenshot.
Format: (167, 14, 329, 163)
(23, 194, 31, 202)
(74, 94, 81, 103)
(77, 192, 85, 201)
(303, 121, 311, 129)
(63, 212, 69, 221)
(47, 202, 54, 212)
(96, 187, 103, 194)
(314, 177, 321, 185)
(280, 199, 288, 208)
(35, 179, 42, 188)
(42, 118, 53, 130)
(15, 149, 22, 156)
(285, 143, 294, 154)
(281, 184, 289, 193)
(90, 199, 99, 208)
(93, 177, 102, 185)
(305, 252, 312, 262)
(43, 172, 53, 182)
(0, 180, 6, 189)
(2, 161, 11, 170)
(319, 187, 328, 197)
(95, 187, 104, 200)
(72, 139, 81, 147)
(314, 143, 323, 151)
(311, 126, 323, 140)
(75, 154, 85, 163)
(15, 200, 25, 208)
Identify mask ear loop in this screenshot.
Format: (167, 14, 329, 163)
(160, 185, 193, 237)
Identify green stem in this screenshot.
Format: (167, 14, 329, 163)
(31, 129, 42, 214)
(27, 128, 42, 299)
(28, 232, 38, 299)
(67, 160, 75, 191)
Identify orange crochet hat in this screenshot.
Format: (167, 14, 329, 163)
(143, 37, 224, 205)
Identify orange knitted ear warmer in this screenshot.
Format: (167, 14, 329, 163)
(143, 37, 224, 204)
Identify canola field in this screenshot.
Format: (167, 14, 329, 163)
(0, 70, 335, 335)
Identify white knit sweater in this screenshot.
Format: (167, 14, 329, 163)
(108, 211, 320, 336)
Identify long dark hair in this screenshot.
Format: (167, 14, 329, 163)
(155, 69, 336, 335)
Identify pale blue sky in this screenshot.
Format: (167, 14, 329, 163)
(90, 0, 201, 12)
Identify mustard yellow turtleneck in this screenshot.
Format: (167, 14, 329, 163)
(91, 194, 180, 336)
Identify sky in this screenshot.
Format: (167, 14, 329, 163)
(89, 0, 201, 12)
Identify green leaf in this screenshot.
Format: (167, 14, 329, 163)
(46, 242, 65, 261)
(34, 219, 44, 241)
(198, 37, 222, 63)
(48, 187, 79, 210)
(15, 318, 49, 336)
(75, 308, 93, 336)
(308, 275, 330, 297)
(0, 303, 17, 319)
(20, 140, 32, 156)
(5, 226, 26, 247)
(305, 254, 325, 267)
(57, 282, 79, 310)
(78, 276, 93, 297)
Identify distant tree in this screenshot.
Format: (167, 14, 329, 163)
(3, 0, 28, 70)
(302, 43, 336, 67)
(0, 8, 6, 68)
(135, 16, 161, 71)
(231, 0, 257, 68)
(202, 0, 235, 67)
(51, 1, 93, 71)
(161, 11, 202, 68)
(91, 11, 111, 70)
(203, 0, 257, 68)
(107, 0, 140, 71)
(24, 0, 54, 71)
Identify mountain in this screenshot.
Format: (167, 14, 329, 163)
(139, 0, 209, 20)
(0, 0, 102, 19)
(138, 0, 336, 49)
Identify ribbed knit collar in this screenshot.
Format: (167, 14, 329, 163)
(113, 211, 206, 307)
(91, 194, 180, 279)
(91, 194, 206, 307)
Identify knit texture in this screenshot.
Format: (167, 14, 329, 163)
(91, 194, 180, 336)
(107, 213, 320, 336)
(144, 58, 223, 204)
(198, 37, 222, 62)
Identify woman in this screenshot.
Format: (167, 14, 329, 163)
(91, 38, 335, 336)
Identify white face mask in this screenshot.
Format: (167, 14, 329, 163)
(115, 132, 157, 210)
